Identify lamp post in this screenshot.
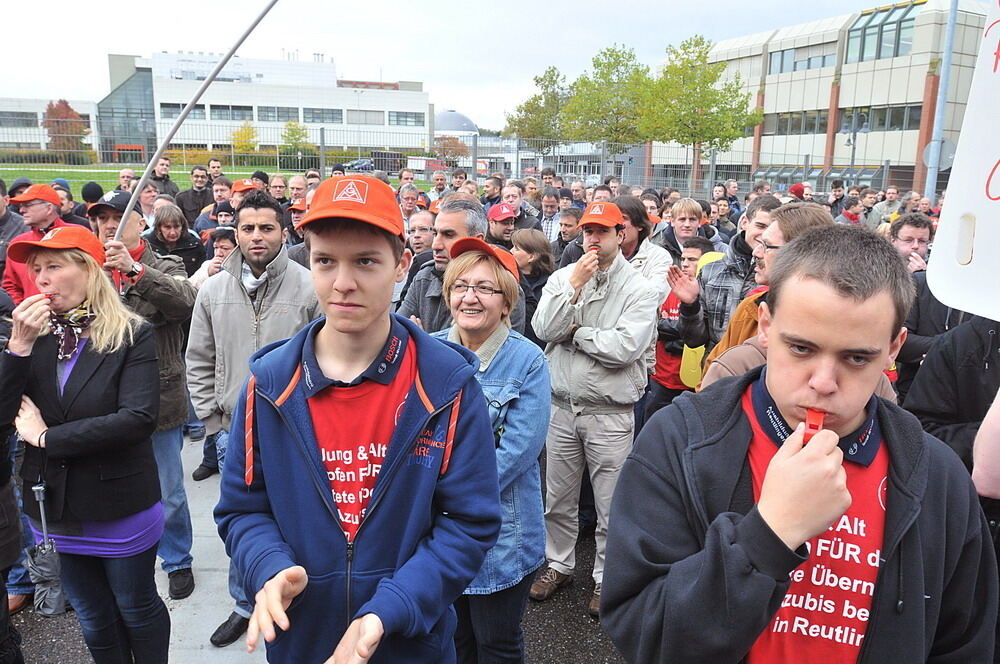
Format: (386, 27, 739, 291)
(839, 111, 870, 187)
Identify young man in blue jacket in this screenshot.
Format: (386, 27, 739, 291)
(215, 175, 501, 663)
(602, 225, 998, 663)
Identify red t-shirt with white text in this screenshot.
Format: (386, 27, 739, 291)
(743, 388, 889, 663)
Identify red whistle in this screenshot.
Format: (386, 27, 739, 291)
(42, 293, 53, 299)
(589, 246, 600, 252)
(804, 409, 825, 443)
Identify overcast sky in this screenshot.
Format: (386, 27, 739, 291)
(11, 0, 885, 131)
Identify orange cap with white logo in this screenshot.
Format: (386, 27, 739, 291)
(297, 176, 405, 239)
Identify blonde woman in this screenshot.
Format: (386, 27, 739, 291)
(1, 225, 168, 663)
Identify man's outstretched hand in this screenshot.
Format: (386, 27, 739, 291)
(326, 613, 384, 664)
(246, 565, 308, 652)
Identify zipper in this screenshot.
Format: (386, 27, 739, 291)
(260, 388, 459, 630)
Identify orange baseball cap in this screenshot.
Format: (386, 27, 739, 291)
(289, 200, 307, 212)
(579, 202, 624, 227)
(10, 184, 61, 208)
(647, 212, 660, 226)
(298, 175, 405, 238)
(449, 237, 519, 280)
(8, 224, 106, 266)
(231, 179, 257, 193)
(428, 199, 442, 215)
(487, 203, 516, 222)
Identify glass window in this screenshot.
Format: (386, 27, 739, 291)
(258, 106, 277, 122)
(770, 51, 782, 74)
(303, 108, 343, 123)
(388, 111, 424, 126)
(793, 59, 807, 71)
(231, 106, 253, 121)
(863, 26, 880, 61)
(887, 106, 905, 131)
(160, 103, 182, 119)
(776, 113, 790, 135)
(189, 105, 205, 120)
(870, 107, 888, 131)
(347, 109, 384, 125)
(879, 24, 898, 59)
(905, 104, 922, 131)
(0, 111, 37, 128)
(846, 31, 862, 64)
(817, 110, 829, 134)
(210, 105, 231, 120)
(762, 114, 777, 135)
(808, 55, 824, 69)
(824, 54, 837, 68)
(897, 18, 915, 56)
(803, 110, 818, 135)
(782, 49, 795, 73)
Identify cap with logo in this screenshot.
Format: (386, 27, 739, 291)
(232, 179, 257, 193)
(86, 189, 137, 217)
(448, 237, 519, 280)
(428, 199, 442, 215)
(579, 201, 624, 228)
(8, 224, 106, 266)
(297, 176, 405, 239)
(9, 184, 62, 208)
(487, 203, 516, 222)
(288, 200, 307, 212)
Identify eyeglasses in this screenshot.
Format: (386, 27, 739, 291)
(756, 239, 782, 252)
(18, 200, 50, 210)
(451, 282, 503, 296)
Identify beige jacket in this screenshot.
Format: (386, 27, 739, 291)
(186, 247, 322, 434)
(700, 336, 898, 403)
(532, 252, 659, 412)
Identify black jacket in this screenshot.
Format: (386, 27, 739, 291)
(520, 270, 550, 348)
(175, 187, 214, 225)
(0, 208, 26, 277)
(0, 288, 11, 349)
(146, 230, 206, 277)
(150, 173, 179, 198)
(904, 316, 999, 470)
(896, 270, 970, 402)
(0, 323, 161, 522)
(603, 367, 997, 663)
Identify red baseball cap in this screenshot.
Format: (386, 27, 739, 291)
(449, 237, 519, 280)
(231, 179, 257, 193)
(428, 199, 442, 215)
(487, 203, 516, 222)
(8, 224, 106, 266)
(289, 200, 307, 212)
(579, 202, 624, 228)
(10, 184, 61, 208)
(298, 175, 405, 238)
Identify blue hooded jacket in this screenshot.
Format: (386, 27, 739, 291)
(215, 314, 501, 663)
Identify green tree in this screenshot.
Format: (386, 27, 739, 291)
(639, 35, 763, 189)
(230, 120, 258, 164)
(279, 121, 315, 154)
(559, 46, 649, 146)
(42, 99, 89, 161)
(503, 66, 568, 144)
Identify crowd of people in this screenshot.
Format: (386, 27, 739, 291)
(0, 155, 996, 664)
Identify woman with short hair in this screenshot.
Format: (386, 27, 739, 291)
(510, 229, 554, 349)
(146, 203, 205, 277)
(435, 238, 549, 664)
(1, 225, 168, 664)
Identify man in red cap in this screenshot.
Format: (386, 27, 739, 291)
(2, 184, 71, 303)
(486, 203, 517, 250)
(530, 201, 659, 618)
(215, 175, 500, 663)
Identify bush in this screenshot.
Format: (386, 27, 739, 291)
(0, 150, 95, 164)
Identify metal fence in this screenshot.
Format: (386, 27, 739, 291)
(0, 116, 943, 197)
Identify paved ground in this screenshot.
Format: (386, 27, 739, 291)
(12, 437, 624, 663)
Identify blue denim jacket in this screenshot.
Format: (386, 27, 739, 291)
(434, 325, 550, 594)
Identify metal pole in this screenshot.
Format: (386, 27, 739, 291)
(883, 159, 891, 191)
(319, 127, 326, 174)
(115, 0, 280, 241)
(849, 114, 858, 187)
(600, 141, 607, 183)
(923, 0, 958, 199)
(514, 138, 520, 180)
(707, 148, 718, 199)
(471, 134, 479, 184)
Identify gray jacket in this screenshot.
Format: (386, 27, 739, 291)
(124, 245, 197, 431)
(186, 247, 322, 434)
(397, 262, 526, 334)
(0, 209, 26, 278)
(532, 252, 659, 412)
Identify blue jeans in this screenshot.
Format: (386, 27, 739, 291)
(454, 574, 533, 664)
(215, 429, 252, 618)
(6, 435, 33, 597)
(59, 545, 169, 664)
(151, 427, 193, 573)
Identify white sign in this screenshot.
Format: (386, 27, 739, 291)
(926, 2, 1000, 320)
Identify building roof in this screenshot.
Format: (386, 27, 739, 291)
(435, 109, 478, 134)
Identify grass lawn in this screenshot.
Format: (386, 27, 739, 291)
(0, 164, 427, 194)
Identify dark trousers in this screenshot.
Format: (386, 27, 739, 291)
(454, 574, 533, 664)
(0, 570, 23, 664)
(59, 545, 170, 664)
(643, 382, 688, 425)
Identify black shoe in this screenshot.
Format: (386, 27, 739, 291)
(210, 612, 250, 648)
(192, 464, 219, 481)
(168, 568, 195, 600)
